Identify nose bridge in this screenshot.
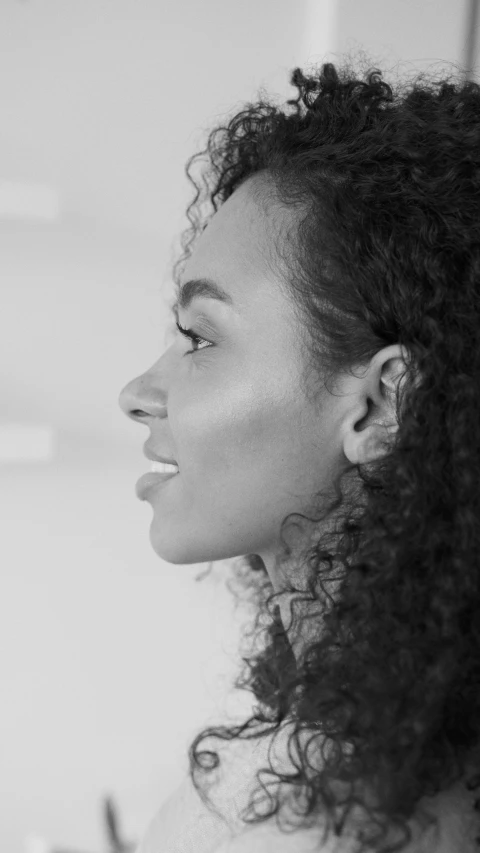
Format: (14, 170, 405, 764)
(118, 323, 178, 422)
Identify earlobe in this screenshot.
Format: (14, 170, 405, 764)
(343, 421, 398, 466)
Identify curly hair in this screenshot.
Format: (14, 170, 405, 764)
(170, 56, 480, 852)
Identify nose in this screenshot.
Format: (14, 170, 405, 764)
(118, 373, 168, 425)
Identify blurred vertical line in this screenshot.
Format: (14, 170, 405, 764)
(464, 0, 479, 80)
(300, 0, 337, 67)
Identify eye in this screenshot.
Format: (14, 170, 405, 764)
(175, 320, 212, 354)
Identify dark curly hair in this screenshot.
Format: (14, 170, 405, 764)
(170, 55, 480, 852)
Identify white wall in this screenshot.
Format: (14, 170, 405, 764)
(0, 3, 334, 853)
(336, 0, 471, 74)
(1, 2, 471, 853)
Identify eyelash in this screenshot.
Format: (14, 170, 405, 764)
(175, 320, 211, 354)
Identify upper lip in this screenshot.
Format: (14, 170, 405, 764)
(143, 444, 178, 465)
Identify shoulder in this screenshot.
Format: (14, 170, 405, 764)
(215, 785, 480, 853)
(135, 774, 233, 853)
(214, 822, 358, 853)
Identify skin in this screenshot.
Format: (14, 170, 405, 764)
(118, 176, 409, 637)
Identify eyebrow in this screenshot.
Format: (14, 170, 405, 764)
(172, 277, 233, 314)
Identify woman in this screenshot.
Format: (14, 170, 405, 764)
(118, 57, 480, 852)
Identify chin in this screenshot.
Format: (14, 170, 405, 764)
(151, 537, 248, 571)
(149, 536, 189, 565)
(148, 527, 211, 565)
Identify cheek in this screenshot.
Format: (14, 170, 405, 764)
(171, 374, 314, 490)
(173, 385, 270, 475)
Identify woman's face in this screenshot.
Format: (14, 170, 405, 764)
(118, 178, 349, 586)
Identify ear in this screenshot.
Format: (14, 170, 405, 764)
(342, 344, 410, 466)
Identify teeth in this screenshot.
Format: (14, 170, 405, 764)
(151, 461, 179, 474)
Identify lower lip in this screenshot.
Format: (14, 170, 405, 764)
(135, 471, 179, 499)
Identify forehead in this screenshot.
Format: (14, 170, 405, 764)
(182, 177, 291, 306)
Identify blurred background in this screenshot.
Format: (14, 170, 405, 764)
(0, 1, 478, 852)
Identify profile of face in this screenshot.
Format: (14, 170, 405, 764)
(118, 177, 405, 588)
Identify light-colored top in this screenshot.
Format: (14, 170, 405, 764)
(135, 725, 292, 853)
(135, 723, 480, 853)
